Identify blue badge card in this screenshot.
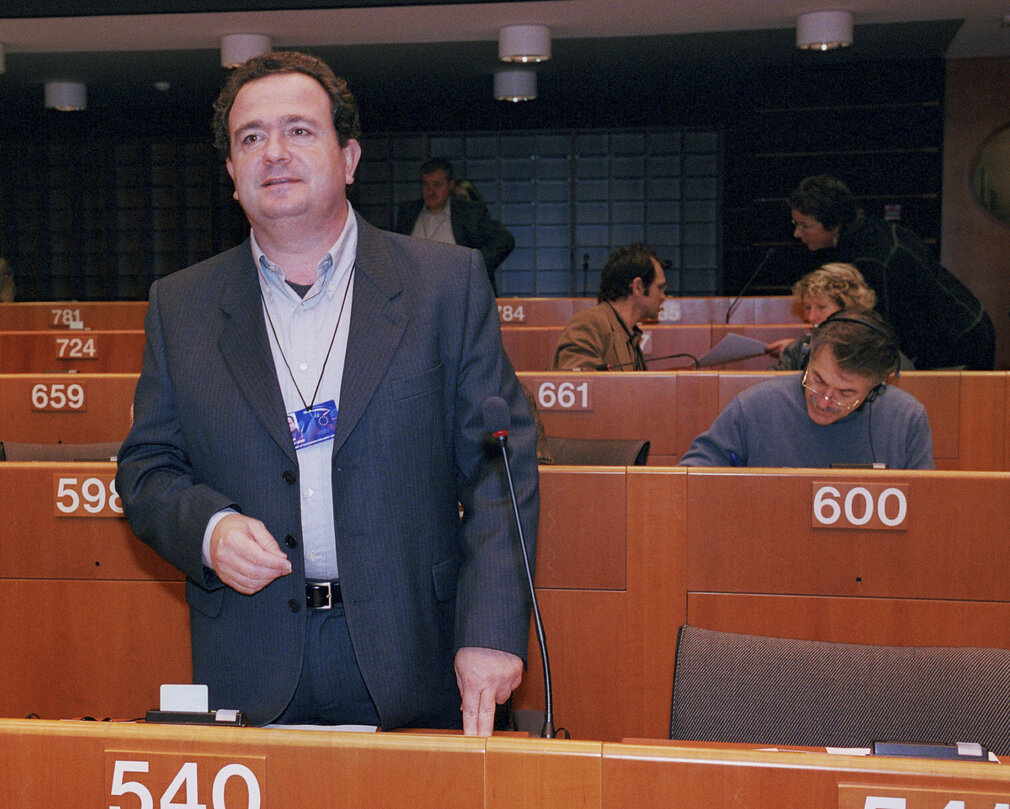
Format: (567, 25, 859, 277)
(287, 399, 337, 450)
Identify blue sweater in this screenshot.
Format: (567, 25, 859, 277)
(679, 374, 935, 469)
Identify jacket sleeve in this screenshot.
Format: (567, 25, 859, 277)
(115, 281, 235, 587)
(468, 203, 515, 272)
(451, 250, 538, 660)
(678, 399, 745, 467)
(553, 315, 608, 370)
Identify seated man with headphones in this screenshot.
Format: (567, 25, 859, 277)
(679, 310, 934, 469)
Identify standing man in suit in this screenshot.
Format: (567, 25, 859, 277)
(395, 158, 515, 294)
(116, 51, 538, 735)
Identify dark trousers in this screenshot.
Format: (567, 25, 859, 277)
(275, 603, 381, 727)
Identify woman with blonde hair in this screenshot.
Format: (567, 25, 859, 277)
(768, 262, 911, 370)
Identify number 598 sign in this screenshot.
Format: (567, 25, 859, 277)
(811, 482, 909, 530)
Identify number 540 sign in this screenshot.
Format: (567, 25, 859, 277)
(106, 753, 264, 809)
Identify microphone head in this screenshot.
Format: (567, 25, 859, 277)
(482, 396, 511, 437)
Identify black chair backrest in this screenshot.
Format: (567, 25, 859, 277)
(545, 436, 649, 466)
(671, 624, 1010, 755)
(0, 441, 120, 462)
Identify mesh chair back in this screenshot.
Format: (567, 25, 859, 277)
(671, 625, 1010, 754)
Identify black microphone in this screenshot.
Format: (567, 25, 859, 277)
(597, 352, 700, 370)
(482, 395, 557, 739)
(725, 247, 776, 323)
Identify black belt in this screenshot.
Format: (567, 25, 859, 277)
(305, 580, 342, 610)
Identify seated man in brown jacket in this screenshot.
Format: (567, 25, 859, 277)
(552, 243, 666, 371)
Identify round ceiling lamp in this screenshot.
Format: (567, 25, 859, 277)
(499, 24, 551, 63)
(44, 81, 87, 111)
(220, 34, 273, 68)
(494, 69, 537, 102)
(796, 11, 853, 51)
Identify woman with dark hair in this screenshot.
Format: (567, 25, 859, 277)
(787, 174, 995, 370)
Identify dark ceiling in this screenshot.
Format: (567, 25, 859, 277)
(0, 19, 963, 135)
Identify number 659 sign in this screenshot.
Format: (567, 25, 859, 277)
(812, 482, 909, 530)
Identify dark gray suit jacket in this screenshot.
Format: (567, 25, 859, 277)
(116, 214, 538, 728)
(395, 198, 515, 292)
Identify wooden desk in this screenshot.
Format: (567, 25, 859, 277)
(0, 373, 136, 443)
(519, 370, 1009, 470)
(1, 720, 1006, 808)
(519, 467, 1010, 740)
(6, 464, 1010, 744)
(504, 323, 808, 372)
(0, 330, 146, 373)
(604, 740, 1010, 808)
(0, 301, 148, 331)
(0, 297, 798, 332)
(0, 463, 187, 721)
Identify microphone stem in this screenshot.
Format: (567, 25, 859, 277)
(496, 434, 555, 738)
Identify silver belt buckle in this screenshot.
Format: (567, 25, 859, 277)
(309, 581, 333, 610)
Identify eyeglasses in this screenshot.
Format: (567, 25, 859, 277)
(801, 367, 862, 411)
(791, 219, 817, 233)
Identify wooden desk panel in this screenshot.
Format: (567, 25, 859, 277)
(486, 737, 602, 808)
(536, 467, 627, 589)
(685, 469, 1010, 601)
(0, 720, 487, 807)
(687, 593, 1010, 650)
(500, 326, 564, 372)
(513, 468, 686, 741)
(497, 297, 581, 327)
(0, 301, 148, 331)
(519, 372, 679, 464)
(0, 463, 179, 581)
(1, 579, 189, 720)
(0, 330, 146, 373)
(0, 373, 135, 443)
(639, 325, 717, 371)
(603, 742, 1010, 808)
(497, 296, 800, 329)
(3, 722, 1008, 809)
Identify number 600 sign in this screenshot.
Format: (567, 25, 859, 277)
(811, 482, 909, 530)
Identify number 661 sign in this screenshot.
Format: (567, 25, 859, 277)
(811, 482, 909, 530)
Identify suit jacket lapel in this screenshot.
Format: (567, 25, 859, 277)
(333, 215, 407, 455)
(216, 243, 297, 464)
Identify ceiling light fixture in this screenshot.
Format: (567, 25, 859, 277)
(220, 33, 272, 69)
(499, 24, 551, 63)
(44, 81, 87, 111)
(796, 11, 853, 51)
(494, 69, 537, 102)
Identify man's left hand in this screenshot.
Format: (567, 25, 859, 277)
(454, 646, 523, 736)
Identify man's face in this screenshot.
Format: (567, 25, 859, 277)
(802, 346, 877, 426)
(791, 209, 839, 252)
(635, 259, 666, 321)
(421, 170, 454, 213)
(225, 72, 360, 230)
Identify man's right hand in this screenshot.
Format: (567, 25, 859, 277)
(209, 513, 292, 594)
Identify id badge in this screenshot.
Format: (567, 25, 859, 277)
(287, 399, 337, 450)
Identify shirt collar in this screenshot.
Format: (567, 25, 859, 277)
(252, 202, 358, 302)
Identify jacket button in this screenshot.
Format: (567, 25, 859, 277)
(288, 599, 301, 613)
(282, 469, 296, 484)
(284, 534, 298, 549)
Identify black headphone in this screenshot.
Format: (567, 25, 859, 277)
(818, 311, 901, 403)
